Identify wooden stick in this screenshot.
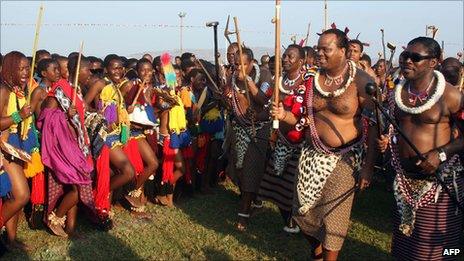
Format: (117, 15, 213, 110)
(27, 4, 44, 103)
(233, 17, 251, 105)
(195, 57, 221, 94)
(233, 16, 256, 139)
(131, 79, 146, 107)
(304, 22, 311, 46)
(324, 0, 328, 31)
(273, 0, 281, 129)
(72, 41, 84, 105)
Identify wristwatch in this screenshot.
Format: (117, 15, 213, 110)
(438, 149, 447, 163)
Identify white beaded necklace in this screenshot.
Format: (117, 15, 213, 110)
(314, 60, 357, 98)
(394, 70, 445, 114)
(279, 73, 301, 95)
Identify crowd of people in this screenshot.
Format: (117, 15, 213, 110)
(0, 28, 463, 260)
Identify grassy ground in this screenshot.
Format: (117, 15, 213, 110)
(3, 178, 396, 260)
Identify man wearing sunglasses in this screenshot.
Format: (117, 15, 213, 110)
(378, 37, 464, 260)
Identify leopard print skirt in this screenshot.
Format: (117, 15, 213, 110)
(293, 146, 363, 251)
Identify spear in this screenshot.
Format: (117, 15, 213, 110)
(273, 0, 282, 130)
(72, 41, 84, 105)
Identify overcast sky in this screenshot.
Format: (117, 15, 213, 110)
(1, 1, 463, 62)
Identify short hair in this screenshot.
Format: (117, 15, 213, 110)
(348, 39, 364, 53)
(51, 53, 61, 60)
(360, 53, 371, 66)
(37, 58, 57, 77)
(36, 49, 50, 58)
(0, 53, 3, 65)
(68, 56, 89, 78)
(153, 56, 161, 69)
(181, 52, 194, 62)
(287, 44, 306, 59)
(175, 56, 181, 60)
(236, 47, 254, 62)
(88, 56, 103, 65)
(136, 58, 153, 71)
(261, 54, 270, 64)
(181, 59, 196, 72)
(441, 57, 462, 85)
(303, 46, 316, 59)
(173, 64, 181, 70)
(320, 29, 349, 51)
(1, 51, 26, 85)
(103, 54, 121, 68)
(125, 58, 138, 69)
(55, 55, 68, 64)
(407, 37, 442, 59)
(68, 52, 79, 60)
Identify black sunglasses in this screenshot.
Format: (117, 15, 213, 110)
(400, 51, 435, 63)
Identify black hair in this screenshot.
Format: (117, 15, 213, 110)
(320, 28, 349, 51)
(125, 58, 138, 69)
(68, 56, 90, 77)
(173, 64, 181, 70)
(88, 56, 103, 65)
(120, 56, 128, 65)
(407, 37, 442, 59)
(136, 58, 153, 71)
(68, 52, 79, 60)
(36, 49, 50, 58)
(181, 59, 196, 72)
(181, 52, 194, 61)
(303, 46, 316, 59)
(103, 54, 121, 68)
(348, 39, 364, 53)
(0, 53, 3, 65)
(36, 58, 57, 77)
(175, 56, 181, 60)
(236, 47, 254, 62)
(287, 44, 306, 59)
(51, 53, 61, 60)
(360, 53, 371, 66)
(153, 56, 161, 69)
(55, 55, 68, 63)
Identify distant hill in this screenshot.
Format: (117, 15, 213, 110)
(130, 47, 274, 63)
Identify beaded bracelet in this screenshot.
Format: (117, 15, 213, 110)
(11, 111, 23, 124)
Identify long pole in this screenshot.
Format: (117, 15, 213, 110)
(72, 41, 84, 105)
(213, 24, 220, 86)
(324, 0, 328, 31)
(180, 16, 183, 54)
(27, 4, 44, 102)
(233, 16, 256, 138)
(273, 0, 281, 130)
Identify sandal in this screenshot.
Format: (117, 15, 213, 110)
(47, 211, 68, 238)
(237, 213, 250, 232)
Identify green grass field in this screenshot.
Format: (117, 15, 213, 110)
(3, 178, 396, 260)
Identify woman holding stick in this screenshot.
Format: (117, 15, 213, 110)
(37, 56, 97, 237)
(258, 44, 307, 233)
(122, 58, 159, 216)
(0, 51, 34, 249)
(225, 47, 273, 231)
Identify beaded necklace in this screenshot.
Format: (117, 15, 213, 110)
(306, 72, 367, 155)
(314, 60, 357, 98)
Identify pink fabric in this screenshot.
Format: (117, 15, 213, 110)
(37, 108, 93, 185)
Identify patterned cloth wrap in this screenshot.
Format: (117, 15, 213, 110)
(389, 125, 463, 236)
(232, 121, 267, 169)
(297, 143, 363, 215)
